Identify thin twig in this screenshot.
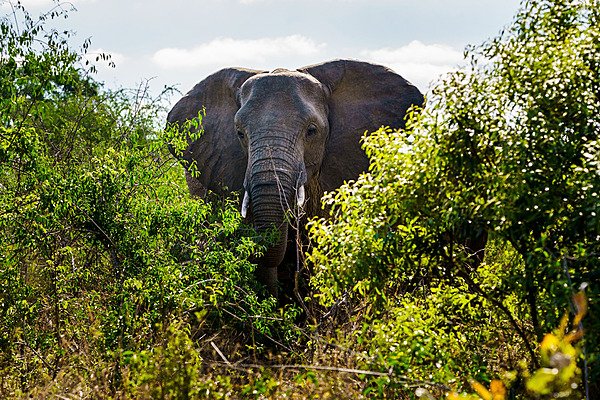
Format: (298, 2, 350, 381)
(210, 341, 231, 365)
(206, 361, 451, 391)
(19, 339, 55, 375)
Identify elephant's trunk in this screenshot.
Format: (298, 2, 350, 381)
(247, 185, 290, 297)
(251, 186, 290, 265)
(245, 154, 305, 296)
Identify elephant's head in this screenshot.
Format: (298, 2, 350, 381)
(167, 60, 424, 297)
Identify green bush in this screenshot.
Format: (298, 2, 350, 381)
(309, 0, 599, 394)
(0, 3, 300, 397)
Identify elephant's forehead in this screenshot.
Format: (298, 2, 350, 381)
(240, 71, 324, 103)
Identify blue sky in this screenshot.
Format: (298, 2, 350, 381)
(4, 0, 522, 96)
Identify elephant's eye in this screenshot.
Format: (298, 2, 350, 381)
(306, 125, 318, 137)
(236, 129, 245, 139)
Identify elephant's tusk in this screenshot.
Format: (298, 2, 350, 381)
(241, 191, 250, 218)
(297, 185, 305, 208)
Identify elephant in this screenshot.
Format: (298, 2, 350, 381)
(167, 59, 424, 298)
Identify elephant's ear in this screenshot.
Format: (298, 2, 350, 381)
(167, 67, 262, 196)
(301, 60, 424, 192)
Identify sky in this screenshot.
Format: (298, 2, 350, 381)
(4, 0, 523, 99)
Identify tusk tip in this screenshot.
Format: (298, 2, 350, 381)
(297, 185, 306, 208)
(241, 191, 250, 218)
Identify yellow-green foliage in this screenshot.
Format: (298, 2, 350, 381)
(309, 0, 599, 393)
(0, 4, 300, 398)
(449, 292, 587, 400)
(524, 292, 587, 398)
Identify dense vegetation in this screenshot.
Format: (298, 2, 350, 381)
(0, 0, 598, 398)
(310, 0, 599, 396)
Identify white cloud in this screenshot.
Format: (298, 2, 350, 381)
(361, 40, 465, 91)
(152, 35, 326, 70)
(88, 48, 126, 63)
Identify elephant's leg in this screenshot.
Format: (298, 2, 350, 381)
(255, 265, 279, 297)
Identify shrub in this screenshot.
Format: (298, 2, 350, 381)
(309, 0, 599, 394)
(0, 3, 300, 397)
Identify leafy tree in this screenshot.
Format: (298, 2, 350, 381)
(0, 3, 299, 396)
(309, 0, 599, 394)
